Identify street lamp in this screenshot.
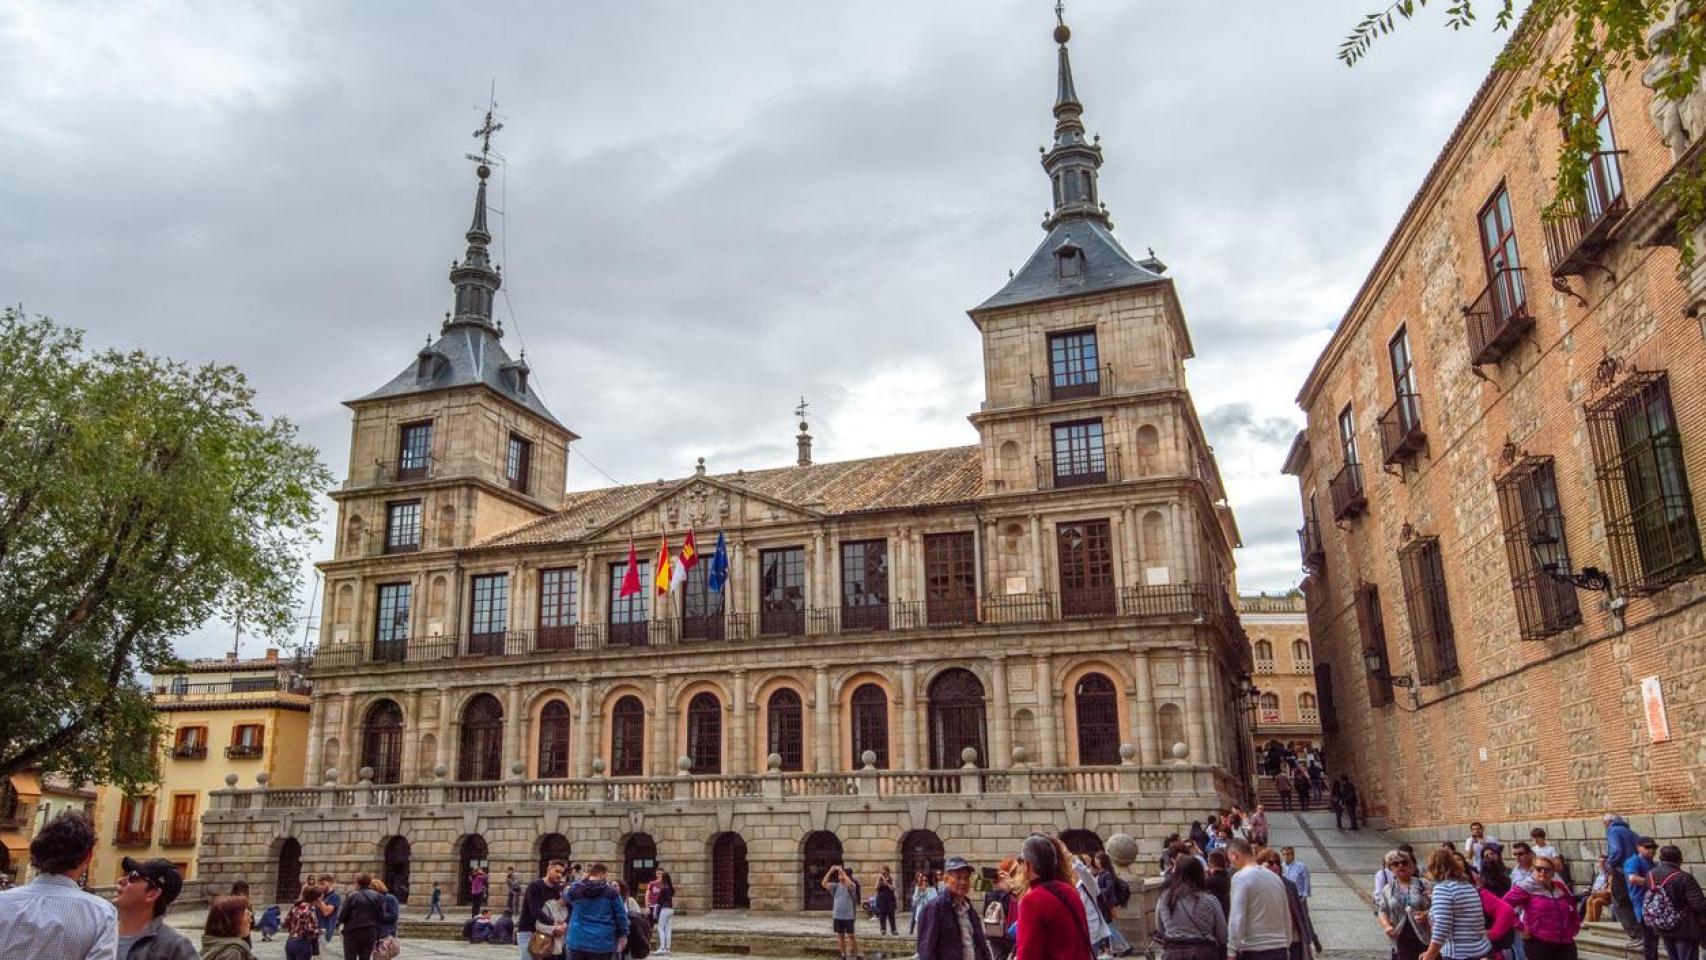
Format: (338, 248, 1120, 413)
(1527, 527, 1613, 594)
(1362, 647, 1420, 708)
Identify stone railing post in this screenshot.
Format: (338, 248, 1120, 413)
(319, 769, 338, 807)
(356, 767, 376, 807)
(1009, 746, 1032, 795)
(762, 753, 784, 799)
(674, 757, 694, 801)
(428, 764, 449, 807)
(1117, 743, 1144, 794)
(856, 752, 879, 797)
(959, 748, 982, 796)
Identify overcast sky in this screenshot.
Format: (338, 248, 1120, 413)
(0, 1, 1510, 661)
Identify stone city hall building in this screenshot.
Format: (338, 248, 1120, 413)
(1285, 13, 1706, 854)
(199, 16, 1252, 912)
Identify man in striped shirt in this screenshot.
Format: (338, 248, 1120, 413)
(0, 811, 117, 960)
(1420, 848, 1491, 960)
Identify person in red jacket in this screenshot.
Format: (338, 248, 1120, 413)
(1015, 834, 1094, 960)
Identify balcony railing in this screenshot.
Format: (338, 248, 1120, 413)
(1036, 447, 1121, 490)
(115, 823, 154, 847)
(159, 819, 197, 848)
(1298, 518, 1325, 572)
(1329, 462, 1367, 521)
(0, 809, 29, 831)
(1544, 150, 1628, 278)
(759, 606, 807, 637)
(1464, 266, 1534, 366)
(172, 743, 208, 760)
(1378, 393, 1426, 466)
(226, 743, 265, 760)
(312, 584, 1225, 672)
(361, 454, 436, 487)
(1032, 365, 1115, 405)
(153, 678, 311, 699)
(1253, 659, 1275, 675)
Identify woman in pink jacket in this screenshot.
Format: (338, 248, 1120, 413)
(1502, 857, 1581, 960)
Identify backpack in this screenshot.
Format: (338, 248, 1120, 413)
(1113, 876, 1132, 908)
(1643, 873, 1682, 933)
(982, 899, 1007, 940)
(627, 911, 653, 959)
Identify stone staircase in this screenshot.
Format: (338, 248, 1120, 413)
(1576, 921, 1643, 960)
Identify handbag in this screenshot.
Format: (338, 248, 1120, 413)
(372, 936, 401, 960)
(982, 899, 1007, 939)
(527, 930, 555, 959)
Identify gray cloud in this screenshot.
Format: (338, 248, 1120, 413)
(0, 0, 1509, 657)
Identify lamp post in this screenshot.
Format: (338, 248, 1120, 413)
(1361, 647, 1420, 708)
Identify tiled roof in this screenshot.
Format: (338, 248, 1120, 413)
(479, 445, 984, 548)
(975, 218, 1166, 312)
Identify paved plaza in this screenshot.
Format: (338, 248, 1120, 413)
(162, 809, 1399, 960)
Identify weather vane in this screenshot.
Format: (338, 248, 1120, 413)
(795, 396, 810, 425)
(1055, 0, 1066, 26)
(467, 81, 505, 172)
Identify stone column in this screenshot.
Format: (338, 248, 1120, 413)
(1110, 512, 1128, 590)
(339, 691, 357, 781)
(1201, 656, 1223, 769)
(582, 550, 603, 628)
(813, 667, 832, 772)
(728, 542, 744, 616)
(983, 520, 1000, 594)
(575, 679, 593, 778)
(910, 528, 926, 603)
(990, 655, 1012, 768)
(1182, 650, 1208, 764)
(437, 689, 455, 774)
(1028, 514, 1045, 594)
(304, 696, 325, 783)
(892, 534, 909, 603)
(731, 671, 750, 774)
(653, 675, 671, 776)
(1122, 507, 1141, 587)
(900, 661, 919, 770)
(1132, 651, 1159, 765)
(812, 532, 827, 610)
(1034, 655, 1058, 767)
(404, 688, 424, 781)
(504, 683, 524, 777)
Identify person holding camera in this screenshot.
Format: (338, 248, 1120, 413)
(823, 865, 861, 960)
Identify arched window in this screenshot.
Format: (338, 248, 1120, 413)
(849, 683, 889, 769)
(611, 696, 645, 777)
(1292, 639, 1312, 664)
(711, 832, 750, 909)
(1259, 693, 1281, 723)
(899, 830, 944, 910)
(383, 836, 411, 903)
(927, 669, 987, 769)
(1299, 692, 1319, 720)
(537, 700, 572, 779)
(688, 692, 722, 774)
(766, 688, 803, 772)
(457, 694, 504, 781)
(538, 834, 571, 879)
(1253, 640, 1274, 662)
(1073, 673, 1121, 765)
(801, 831, 843, 911)
(1156, 703, 1185, 756)
(361, 700, 404, 784)
(456, 834, 488, 905)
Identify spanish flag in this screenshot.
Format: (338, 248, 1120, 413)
(654, 535, 673, 595)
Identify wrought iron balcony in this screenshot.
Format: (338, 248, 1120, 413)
(1298, 518, 1325, 573)
(1031, 365, 1114, 405)
(159, 819, 197, 848)
(1378, 393, 1426, 466)
(172, 743, 208, 760)
(1464, 266, 1534, 366)
(225, 743, 265, 760)
(1329, 462, 1367, 521)
(1544, 150, 1628, 278)
(115, 823, 154, 847)
(1036, 447, 1121, 490)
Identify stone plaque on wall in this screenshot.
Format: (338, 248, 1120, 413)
(1010, 664, 1035, 692)
(1154, 659, 1180, 686)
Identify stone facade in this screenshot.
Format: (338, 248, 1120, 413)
(1284, 16, 1706, 861)
(1238, 593, 1322, 756)
(197, 16, 1252, 911)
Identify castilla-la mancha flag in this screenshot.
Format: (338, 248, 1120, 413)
(669, 529, 699, 593)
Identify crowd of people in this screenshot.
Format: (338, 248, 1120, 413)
(1154, 808, 1322, 960)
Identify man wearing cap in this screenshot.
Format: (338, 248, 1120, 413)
(917, 855, 992, 960)
(1624, 837, 1659, 960)
(112, 857, 196, 960)
(0, 810, 117, 960)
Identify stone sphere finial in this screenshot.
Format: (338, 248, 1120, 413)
(432, 764, 447, 780)
(1106, 833, 1139, 868)
(677, 756, 693, 773)
(224, 773, 239, 787)
(767, 752, 783, 772)
(960, 746, 979, 766)
(324, 768, 339, 785)
(1011, 745, 1029, 765)
(358, 766, 375, 783)
(255, 772, 270, 787)
(1171, 742, 1189, 761)
(860, 750, 878, 768)
(1119, 743, 1138, 762)
(591, 758, 606, 775)
(511, 760, 526, 777)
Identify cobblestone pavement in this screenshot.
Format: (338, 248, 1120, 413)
(164, 809, 1403, 959)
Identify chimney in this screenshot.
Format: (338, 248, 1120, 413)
(796, 419, 813, 467)
(264, 648, 279, 661)
(224, 651, 237, 661)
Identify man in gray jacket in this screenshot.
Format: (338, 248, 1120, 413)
(112, 858, 197, 960)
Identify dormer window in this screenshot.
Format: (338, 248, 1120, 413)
(1056, 242, 1083, 278)
(415, 351, 440, 384)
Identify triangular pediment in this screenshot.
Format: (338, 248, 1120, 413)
(581, 473, 825, 542)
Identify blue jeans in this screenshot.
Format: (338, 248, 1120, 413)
(286, 938, 316, 960)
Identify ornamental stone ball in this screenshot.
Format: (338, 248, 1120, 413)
(1171, 742, 1189, 761)
(861, 750, 878, 768)
(677, 756, 693, 773)
(1054, 23, 1071, 44)
(358, 766, 375, 783)
(1012, 745, 1029, 765)
(1119, 743, 1138, 762)
(767, 752, 783, 771)
(224, 773, 239, 787)
(591, 758, 606, 775)
(1105, 833, 1139, 868)
(325, 768, 339, 784)
(961, 746, 979, 766)
(255, 772, 270, 786)
(432, 764, 447, 779)
(511, 760, 525, 776)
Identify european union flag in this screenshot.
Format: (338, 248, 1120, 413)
(707, 530, 730, 593)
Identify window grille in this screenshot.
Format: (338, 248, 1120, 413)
(687, 692, 722, 774)
(467, 574, 508, 655)
(537, 700, 572, 779)
(766, 688, 804, 772)
(1585, 371, 1704, 593)
(1057, 520, 1116, 617)
(1398, 536, 1458, 683)
(1073, 673, 1120, 764)
(1048, 329, 1100, 400)
(610, 696, 645, 776)
(926, 668, 987, 769)
(839, 540, 890, 631)
(923, 532, 977, 626)
(1051, 420, 1108, 487)
(361, 699, 404, 784)
(505, 434, 532, 492)
(1494, 455, 1582, 639)
(759, 547, 806, 636)
(849, 683, 889, 768)
(537, 568, 578, 650)
(384, 501, 421, 553)
(373, 583, 411, 661)
(457, 694, 504, 781)
(608, 561, 650, 647)
(397, 422, 432, 479)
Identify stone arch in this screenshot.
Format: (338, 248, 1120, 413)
(1063, 666, 1125, 766)
(709, 832, 750, 909)
(753, 675, 811, 772)
(621, 832, 658, 893)
(673, 680, 730, 773)
(273, 837, 302, 903)
(457, 693, 504, 781)
(1157, 703, 1185, 758)
(898, 829, 945, 909)
(837, 671, 896, 770)
(1135, 424, 1161, 475)
(602, 687, 649, 777)
(1060, 828, 1104, 856)
(382, 835, 411, 903)
(535, 698, 573, 779)
(801, 831, 843, 911)
(428, 575, 449, 624)
(685, 690, 723, 774)
(333, 583, 355, 627)
(454, 834, 489, 905)
(1142, 510, 1168, 568)
(537, 833, 571, 877)
(435, 503, 457, 549)
(926, 667, 987, 769)
(360, 698, 405, 784)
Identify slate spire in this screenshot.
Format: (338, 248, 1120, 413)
(1041, 4, 1110, 231)
(445, 161, 503, 335)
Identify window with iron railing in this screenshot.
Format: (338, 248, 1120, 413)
(840, 539, 889, 632)
(397, 421, 433, 480)
(1056, 519, 1116, 617)
(766, 688, 804, 772)
(1047, 329, 1101, 401)
(1050, 419, 1108, 487)
(467, 574, 509, 655)
(609, 560, 651, 647)
(537, 700, 572, 779)
(680, 561, 725, 641)
(688, 691, 722, 774)
(610, 695, 646, 776)
(850, 682, 890, 768)
(1398, 535, 1459, 684)
(373, 583, 411, 662)
(760, 547, 806, 636)
(1546, 81, 1628, 277)
(1332, 405, 1367, 521)
(1356, 583, 1395, 707)
(923, 532, 978, 626)
(537, 568, 579, 650)
(172, 726, 208, 759)
(1381, 328, 1426, 465)
(227, 724, 265, 759)
(384, 500, 421, 553)
(505, 433, 532, 493)
(1495, 455, 1582, 639)
(1297, 516, 1325, 573)
(1586, 371, 1704, 593)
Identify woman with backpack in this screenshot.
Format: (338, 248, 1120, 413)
(1502, 856, 1579, 960)
(1154, 856, 1226, 960)
(1648, 845, 1706, 960)
(283, 886, 323, 960)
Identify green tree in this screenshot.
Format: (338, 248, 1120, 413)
(1340, 0, 1706, 259)
(0, 310, 330, 793)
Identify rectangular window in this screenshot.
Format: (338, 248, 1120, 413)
(1495, 456, 1583, 640)
(923, 532, 977, 626)
(1587, 80, 1624, 220)
(117, 795, 155, 844)
(538, 568, 578, 650)
(167, 794, 196, 845)
(384, 501, 421, 553)
(1478, 183, 1526, 318)
(1051, 419, 1107, 487)
(1057, 520, 1116, 617)
(680, 560, 725, 641)
(1389, 327, 1416, 399)
(760, 547, 806, 635)
(173, 726, 208, 759)
(1331, 404, 1367, 522)
(227, 724, 265, 759)
(608, 560, 650, 647)
(468, 573, 509, 655)
(1338, 405, 1358, 465)
(397, 421, 432, 479)
(373, 582, 411, 661)
(840, 539, 890, 631)
(1586, 372, 1704, 593)
(1398, 536, 1458, 684)
(1048, 329, 1101, 400)
(1355, 584, 1394, 707)
(505, 433, 532, 493)
(1380, 327, 1425, 464)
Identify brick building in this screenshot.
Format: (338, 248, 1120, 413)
(198, 14, 1253, 912)
(1284, 16, 1706, 854)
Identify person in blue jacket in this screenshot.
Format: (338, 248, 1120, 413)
(565, 863, 630, 960)
(1605, 814, 1640, 939)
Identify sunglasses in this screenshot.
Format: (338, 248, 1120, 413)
(1533, 866, 1555, 874)
(125, 871, 158, 890)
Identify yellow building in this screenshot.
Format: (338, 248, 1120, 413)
(92, 650, 310, 885)
(1, 772, 42, 886)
